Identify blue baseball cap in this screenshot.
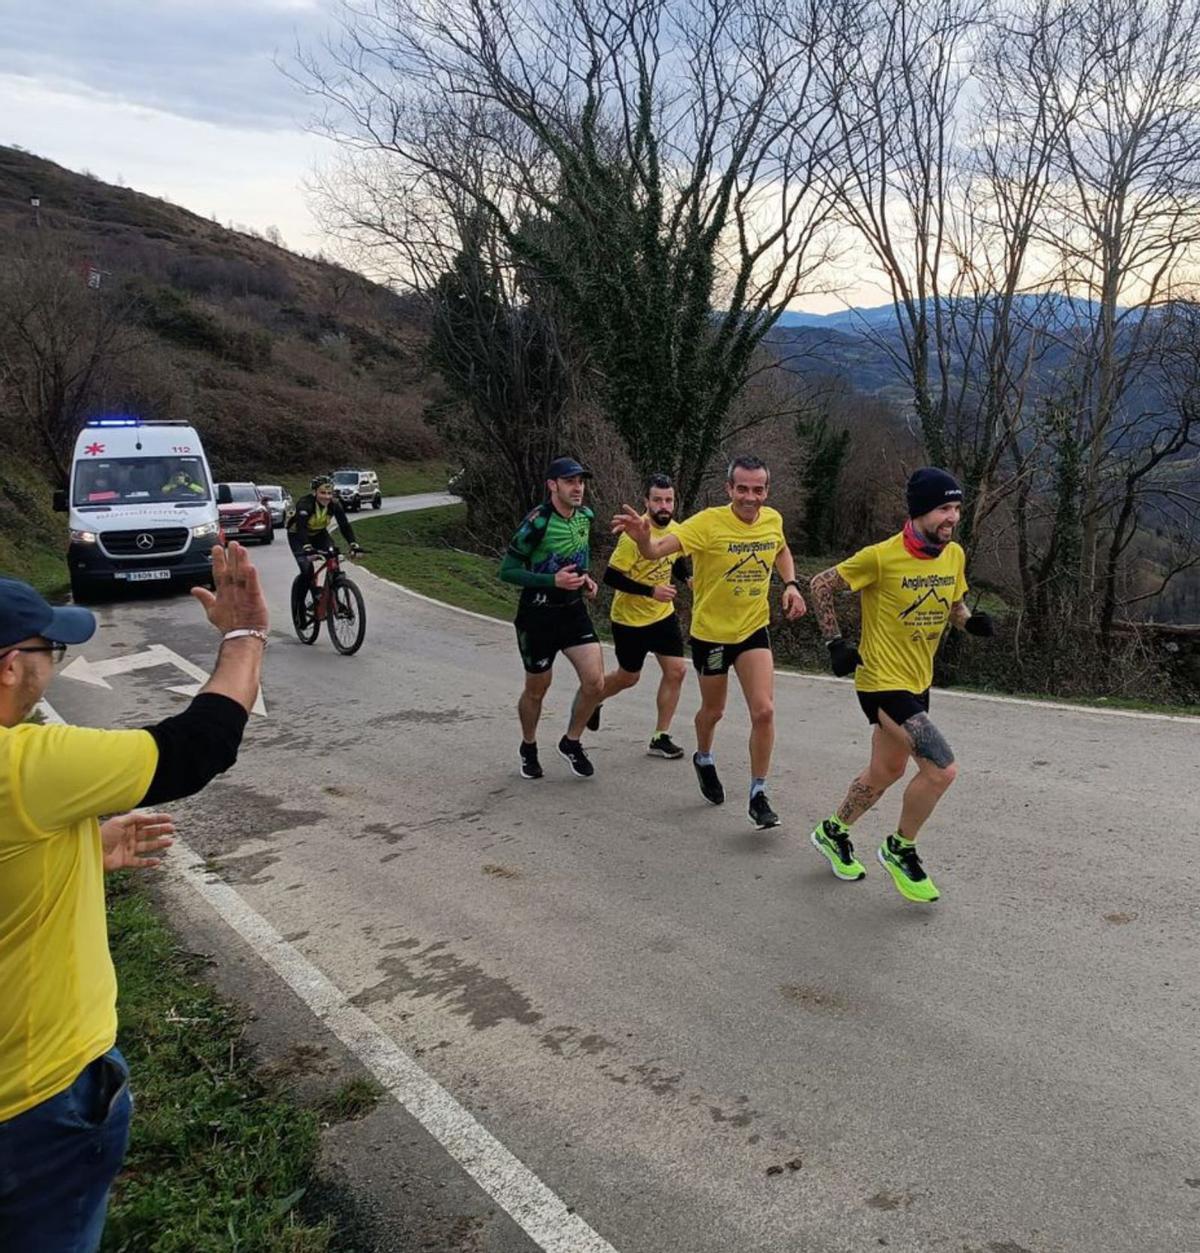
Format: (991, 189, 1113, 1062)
(0, 578, 97, 650)
(546, 456, 592, 480)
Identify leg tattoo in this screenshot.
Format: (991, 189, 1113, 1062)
(837, 777, 885, 825)
(902, 713, 955, 769)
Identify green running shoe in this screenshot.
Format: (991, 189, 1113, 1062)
(877, 835, 939, 902)
(809, 818, 866, 881)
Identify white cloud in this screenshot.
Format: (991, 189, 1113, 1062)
(1, 75, 332, 251)
(0, 0, 332, 130)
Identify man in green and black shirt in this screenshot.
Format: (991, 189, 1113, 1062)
(499, 457, 603, 780)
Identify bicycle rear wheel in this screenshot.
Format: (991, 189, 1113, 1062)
(328, 576, 366, 655)
(291, 573, 320, 644)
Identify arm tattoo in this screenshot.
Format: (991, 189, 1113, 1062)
(950, 600, 970, 630)
(836, 777, 886, 826)
(901, 712, 955, 768)
(809, 568, 851, 641)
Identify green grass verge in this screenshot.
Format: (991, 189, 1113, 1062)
(352, 503, 519, 619)
(0, 456, 69, 598)
(350, 504, 1199, 718)
(277, 459, 453, 502)
(105, 877, 334, 1252)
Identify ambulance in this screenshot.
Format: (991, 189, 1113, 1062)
(53, 418, 221, 602)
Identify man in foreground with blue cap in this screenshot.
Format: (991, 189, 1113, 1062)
(806, 468, 995, 902)
(0, 543, 268, 1251)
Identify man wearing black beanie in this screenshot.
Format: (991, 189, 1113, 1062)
(804, 468, 994, 902)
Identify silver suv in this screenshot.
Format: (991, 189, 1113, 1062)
(330, 468, 382, 512)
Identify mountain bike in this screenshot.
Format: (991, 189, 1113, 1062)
(290, 547, 368, 655)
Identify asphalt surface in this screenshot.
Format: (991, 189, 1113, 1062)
(42, 497, 1200, 1253)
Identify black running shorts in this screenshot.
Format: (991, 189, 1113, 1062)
(612, 615, 684, 673)
(857, 688, 931, 726)
(515, 602, 599, 674)
(689, 626, 772, 676)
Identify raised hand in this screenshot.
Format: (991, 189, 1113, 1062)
(554, 564, 587, 590)
(611, 505, 649, 542)
(191, 542, 269, 633)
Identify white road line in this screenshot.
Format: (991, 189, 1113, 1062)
(355, 568, 1199, 725)
(168, 841, 619, 1253)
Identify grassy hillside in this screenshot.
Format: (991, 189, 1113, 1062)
(0, 145, 441, 482)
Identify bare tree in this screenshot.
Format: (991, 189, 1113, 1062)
(299, 0, 851, 505)
(1030, 0, 1200, 626)
(0, 238, 142, 482)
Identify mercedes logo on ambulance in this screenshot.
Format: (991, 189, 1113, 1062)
(135, 533, 155, 551)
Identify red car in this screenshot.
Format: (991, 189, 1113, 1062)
(216, 482, 274, 545)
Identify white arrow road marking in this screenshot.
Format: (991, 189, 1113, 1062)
(62, 644, 266, 716)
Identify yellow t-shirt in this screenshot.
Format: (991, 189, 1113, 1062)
(608, 520, 682, 628)
(0, 723, 158, 1120)
(673, 505, 786, 644)
(837, 533, 968, 694)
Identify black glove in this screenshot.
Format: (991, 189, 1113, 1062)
(302, 544, 315, 555)
(827, 637, 863, 677)
(965, 611, 994, 638)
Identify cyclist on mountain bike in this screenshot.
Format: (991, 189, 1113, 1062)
(287, 475, 362, 590)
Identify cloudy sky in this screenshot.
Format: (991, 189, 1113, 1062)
(0, 0, 337, 252)
(0, 0, 865, 311)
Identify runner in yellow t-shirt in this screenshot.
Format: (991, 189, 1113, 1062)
(585, 474, 691, 759)
(805, 468, 996, 902)
(613, 456, 806, 828)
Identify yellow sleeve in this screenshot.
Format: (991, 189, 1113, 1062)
(953, 545, 969, 601)
(607, 531, 639, 573)
(672, 510, 712, 557)
(836, 544, 879, 592)
(13, 726, 159, 836)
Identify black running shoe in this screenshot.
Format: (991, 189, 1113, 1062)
(749, 791, 780, 829)
(519, 742, 543, 780)
(647, 733, 685, 759)
(693, 754, 725, 805)
(586, 703, 602, 732)
(558, 736, 595, 778)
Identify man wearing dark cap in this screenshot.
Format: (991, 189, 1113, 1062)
(498, 457, 603, 780)
(0, 544, 267, 1250)
(806, 468, 994, 902)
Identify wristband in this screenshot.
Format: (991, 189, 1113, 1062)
(223, 628, 269, 648)
(784, 579, 801, 591)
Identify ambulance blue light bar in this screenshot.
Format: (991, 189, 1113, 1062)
(85, 417, 141, 427)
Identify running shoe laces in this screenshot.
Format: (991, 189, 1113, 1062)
(890, 837, 927, 881)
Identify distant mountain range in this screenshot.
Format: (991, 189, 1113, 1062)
(774, 293, 1111, 332)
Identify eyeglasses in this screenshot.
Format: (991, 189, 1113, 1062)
(6, 644, 68, 665)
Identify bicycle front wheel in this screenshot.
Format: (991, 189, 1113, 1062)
(328, 576, 366, 655)
(291, 573, 320, 644)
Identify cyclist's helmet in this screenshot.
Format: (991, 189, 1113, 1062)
(311, 474, 333, 491)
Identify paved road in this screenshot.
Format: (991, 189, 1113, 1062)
(43, 506, 1200, 1253)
